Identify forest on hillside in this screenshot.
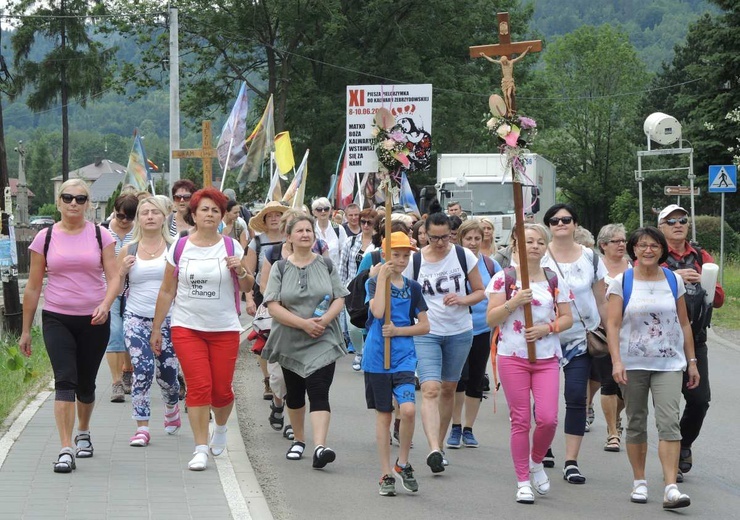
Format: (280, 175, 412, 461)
(3, 0, 737, 237)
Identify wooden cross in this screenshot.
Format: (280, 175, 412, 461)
(471, 13, 543, 363)
(172, 120, 217, 187)
(470, 12, 542, 116)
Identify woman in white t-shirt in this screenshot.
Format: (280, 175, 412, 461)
(606, 227, 699, 509)
(541, 203, 607, 484)
(402, 212, 485, 473)
(151, 188, 254, 472)
(487, 223, 573, 503)
(119, 197, 180, 448)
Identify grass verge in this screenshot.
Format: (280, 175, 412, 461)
(0, 327, 50, 425)
(711, 258, 740, 331)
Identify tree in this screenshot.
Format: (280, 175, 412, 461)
(534, 25, 649, 233)
(10, 0, 114, 181)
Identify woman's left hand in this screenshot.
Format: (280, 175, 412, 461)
(686, 363, 700, 389)
(225, 255, 243, 273)
(524, 324, 549, 342)
(91, 303, 110, 325)
(443, 293, 461, 306)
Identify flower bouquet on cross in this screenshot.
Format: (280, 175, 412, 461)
(371, 108, 410, 184)
(485, 94, 537, 178)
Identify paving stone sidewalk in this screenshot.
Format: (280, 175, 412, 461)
(0, 368, 256, 520)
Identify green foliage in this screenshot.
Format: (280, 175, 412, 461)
(609, 190, 642, 234)
(693, 215, 738, 254)
(534, 25, 649, 234)
(37, 203, 60, 221)
(0, 328, 50, 423)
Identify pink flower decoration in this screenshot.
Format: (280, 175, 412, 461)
(394, 151, 410, 167)
(513, 320, 523, 333)
(504, 126, 520, 147)
(389, 130, 405, 142)
(493, 277, 504, 290)
(518, 116, 537, 129)
(532, 298, 542, 307)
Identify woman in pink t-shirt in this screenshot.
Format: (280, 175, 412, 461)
(20, 179, 120, 474)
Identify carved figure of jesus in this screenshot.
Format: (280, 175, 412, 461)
(479, 45, 532, 115)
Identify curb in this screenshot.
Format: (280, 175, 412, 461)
(708, 327, 739, 353)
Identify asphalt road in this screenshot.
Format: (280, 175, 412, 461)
(234, 331, 740, 520)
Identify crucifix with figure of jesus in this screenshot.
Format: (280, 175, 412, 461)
(470, 12, 542, 362)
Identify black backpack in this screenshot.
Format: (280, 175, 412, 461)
(664, 245, 713, 340)
(411, 244, 473, 313)
(345, 250, 383, 328)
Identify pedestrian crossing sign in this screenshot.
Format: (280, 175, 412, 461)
(708, 165, 737, 193)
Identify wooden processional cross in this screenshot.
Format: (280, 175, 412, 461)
(471, 13, 543, 362)
(172, 120, 217, 187)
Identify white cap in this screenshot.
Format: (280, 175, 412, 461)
(658, 204, 688, 224)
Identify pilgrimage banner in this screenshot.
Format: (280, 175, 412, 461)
(345, 84, 433, 176)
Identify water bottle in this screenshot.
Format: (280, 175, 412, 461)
(313, 295, 331, 318)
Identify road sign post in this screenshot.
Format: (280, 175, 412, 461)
(708, 165, 737, 285)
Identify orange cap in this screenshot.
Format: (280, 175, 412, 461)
(381, 231, 417, 251)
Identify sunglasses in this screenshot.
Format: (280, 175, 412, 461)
(548, 216, 574, 226)
(360, 219, 374, 226)
(174, 194, 192, 201)
(60, 194, 88, 204)
(314, 207, 331, 213)
(116, 213, 134, 222)
(662, 217, 688, 226)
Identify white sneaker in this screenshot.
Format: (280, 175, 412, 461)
(352, 354, 362, 371)
(188, 450, 208, 471)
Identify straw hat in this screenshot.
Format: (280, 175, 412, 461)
(249, 201, 289, 233)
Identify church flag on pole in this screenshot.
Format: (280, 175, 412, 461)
(217, 82, 250, 171)
(282, 149, 309, 207)
(336, 147, 354, 210)
(125, 130, 152, 191)
(399, 172, 420, 217)
(237, 95, 274, 187)
(274, 131, 295, 175)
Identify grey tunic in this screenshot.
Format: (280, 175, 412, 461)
(261, 256, 349, 378)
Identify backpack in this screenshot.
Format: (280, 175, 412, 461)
(172, 235, 241, 315)
(412, 244, 473, 313)
(345, 250, 383, 328)
(480, 255, 496, 278)
(44, 224, 103, 260)
(276, 256, 334, 277)
(502, 266, 559, 303)
(662, 245, 713, 339)
(621, 267, 678, 314)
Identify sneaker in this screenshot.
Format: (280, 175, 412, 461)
(542, 447, 555, 468)
(426, 450, 445, 473)
(378, 474, 396, 496)
(347, 342, 356, 354)
(110, 382, 125, 403)
(679, 447, 692, 474)
(352, 354, 362, 371)
(587, 404, 595, 425)
(585, 421, 591, 432)
(462, 429, 479, 448)
(393, 460, 419, 492)
(446, 425, 462, 449)
(441, 450, 449, 466)
(121, 370, 133, 394)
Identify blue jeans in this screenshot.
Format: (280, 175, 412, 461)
(123, 312, 180, 421)
(414, 330, 474, 384)
(105, 297, 126, 353)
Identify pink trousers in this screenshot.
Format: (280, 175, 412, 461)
(498, 355, 560, 481)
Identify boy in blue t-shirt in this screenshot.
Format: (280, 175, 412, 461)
(363, 232, 429, 496)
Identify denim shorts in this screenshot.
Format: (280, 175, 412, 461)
(105, 297, 126, 353)
(414, 330, 474, 384)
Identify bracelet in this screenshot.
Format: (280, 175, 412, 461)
(547, 322, 554, 335)
(504, 302, 514, 314)
(688, 358, 698, 364)
(237, 269, 249, 279)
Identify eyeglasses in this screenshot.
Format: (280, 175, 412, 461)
(608, 239, 626, 245)
(635, 243, 662, 251)
(548, 216, 573, 226)
(662, 217, 688, 226)
(428, 234, 450, 242)
(360, 219, 374, 226)
(174, 193, 192, 201)
(60, 194, 88, 204)
(116, 213, 134, 222)
(314, 207, 331, 213)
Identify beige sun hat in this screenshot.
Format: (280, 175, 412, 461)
(249, 201, 289, 233)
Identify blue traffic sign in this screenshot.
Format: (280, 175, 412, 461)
(708, 165, 737, 193)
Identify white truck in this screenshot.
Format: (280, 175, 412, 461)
(433, 153, 556, 246)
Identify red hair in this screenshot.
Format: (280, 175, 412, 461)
(189, 187, 228, 216)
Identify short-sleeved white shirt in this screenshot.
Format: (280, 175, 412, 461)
(606, 271, 687, 372)
(166, 238, 244, 331)
(403, 245, 478, 336)
(486, 271, 572, 359)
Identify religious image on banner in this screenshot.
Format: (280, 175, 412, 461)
(393, 105, 432, 172)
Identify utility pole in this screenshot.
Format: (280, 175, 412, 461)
(169, 6, 181, 186)
(15, 142, 29, 225)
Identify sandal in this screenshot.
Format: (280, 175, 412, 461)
(129, 429, 151, 447)
(663, 484, 690, 509)
(604, 434, 621, 452)
(563, 464, 586, 484)
(53, 448, 76, 473)
(75, 433, 94, 458)
(312, 445, 336, 469)
(631, 482, 648, 504)
(286, 441, 305, 460)
(164, 404, 181, 435)
(283, 424, 294, 440)
(516, 484, 535, 504)
(269, 402, 284, 431)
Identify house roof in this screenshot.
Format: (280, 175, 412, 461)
(9, 179, 35, 198)
(51, 159, 127, 182)
(90, 170, 127, 204)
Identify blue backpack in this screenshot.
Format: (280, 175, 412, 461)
(621, 267, 678, 313)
